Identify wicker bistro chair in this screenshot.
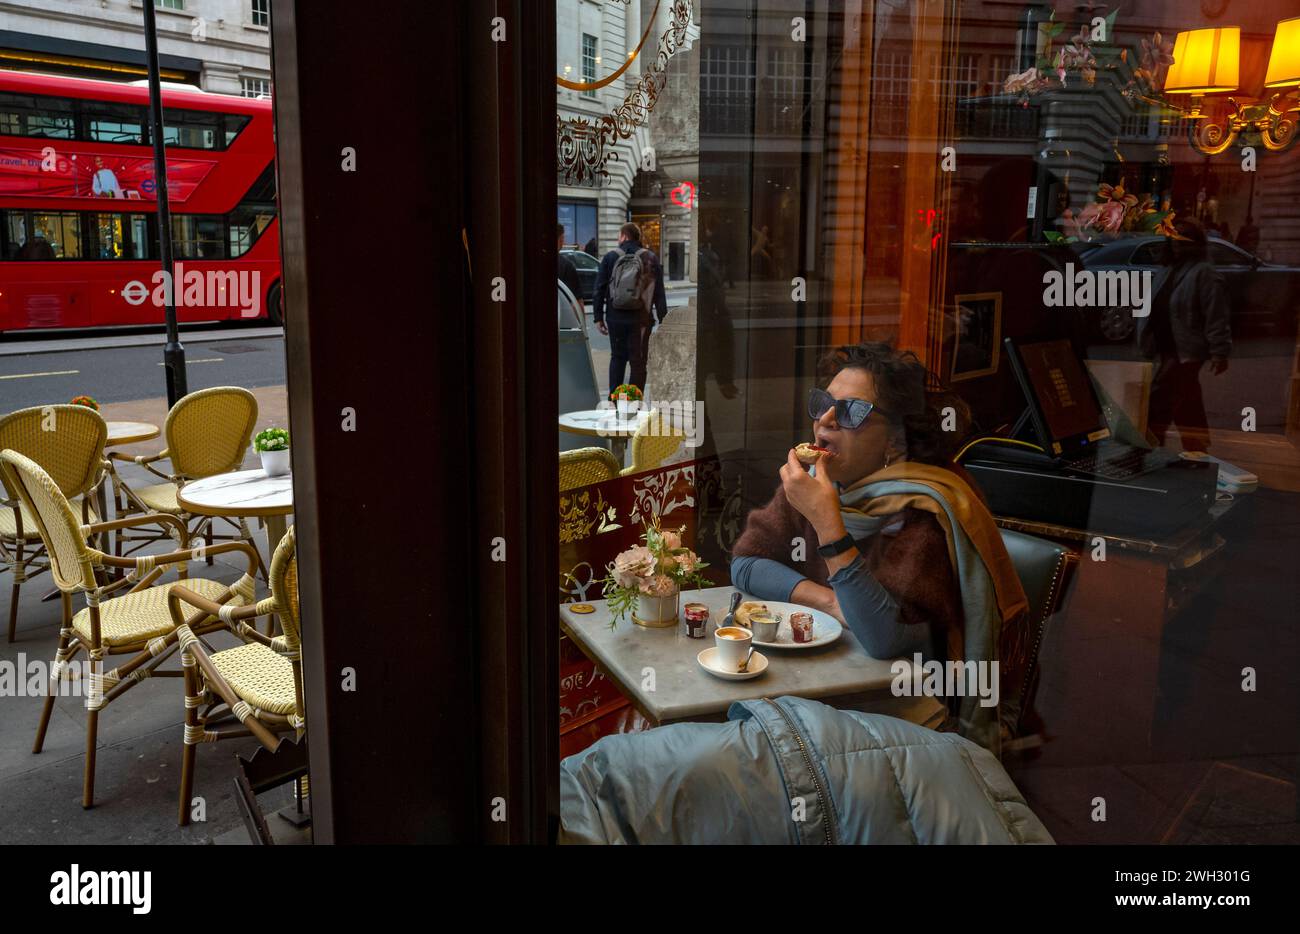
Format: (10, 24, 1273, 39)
(107, 387, 262, 573)
(0, 450, 257, 809)
(168, 525, 301, 826)
(620, 415, 686, 476)
(559, 447, 621, 492)
(1, 405, 108, 643)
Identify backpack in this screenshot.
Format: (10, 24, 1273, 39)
(608, 247, 653, 312)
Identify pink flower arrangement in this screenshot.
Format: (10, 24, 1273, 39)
(600, 517, 711, 625)
(1050, 181, 1185, 244)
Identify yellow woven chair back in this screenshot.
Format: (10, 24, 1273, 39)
(164, 387, 258, 480)
(0, 451, 96, 592)
(559, 447, 620, 491)
(0, 405, 106, 501)
(268, 525, 300, 651)
(623, 415, 685, 475)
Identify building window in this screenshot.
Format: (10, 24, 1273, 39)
(581, 34, 598, 99)
(241, 77, 271, 99)
(155, 0, 185, 9)
(701, 44, 756, 135)
(250, 0, 270, 27)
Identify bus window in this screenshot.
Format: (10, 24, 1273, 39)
(0, 92, 75, 139)
(4, 211, 81, 259)
(224, 114, 251, 148)
(84, 102, 145, 145)
(163, 108, 221, 150)
(90, 213, 151, 260)
(229, 210, 274, 257)
(170, 215, 225, 259)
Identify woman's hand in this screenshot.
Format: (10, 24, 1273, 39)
(780, 449, 846, 544)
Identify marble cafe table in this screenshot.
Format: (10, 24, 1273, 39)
(178, 468, 294, 563)
(559, 585, 918, 727)
(558, 408, 643, 465)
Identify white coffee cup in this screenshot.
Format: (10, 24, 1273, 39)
(713, 626, 752, 671)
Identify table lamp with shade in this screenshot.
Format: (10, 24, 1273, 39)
(1163, 20, 1300, 153)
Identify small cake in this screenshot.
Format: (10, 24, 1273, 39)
(733, 601, 769, 629)
(795, 442, 830, 465)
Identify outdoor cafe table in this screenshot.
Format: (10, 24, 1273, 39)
(558, 408, 642, 465)
(559, 585, 911, 727)
(98, 421, 162, 546)
(105, 421, 161, 447)
(177, 468, 294, 561)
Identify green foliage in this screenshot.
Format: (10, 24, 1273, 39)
(253, 427, 290, 452)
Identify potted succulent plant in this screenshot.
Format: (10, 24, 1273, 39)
(253, 427, 291, 477)
(600, 517, 710, 628)
(609, 383, 643, 418)
(69, 395, 100, 411)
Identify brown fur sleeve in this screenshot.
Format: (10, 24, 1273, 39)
(731, 486, 806, 564)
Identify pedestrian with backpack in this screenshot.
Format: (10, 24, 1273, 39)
(592, 222, 668, 395)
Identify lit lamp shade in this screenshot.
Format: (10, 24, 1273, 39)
(1165, 27, 1241, 94)
(1264, 17, 1300, 88)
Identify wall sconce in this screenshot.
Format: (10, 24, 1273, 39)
(1164, 20, 1300, 154)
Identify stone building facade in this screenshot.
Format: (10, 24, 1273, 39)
(0, 0, 271, 97)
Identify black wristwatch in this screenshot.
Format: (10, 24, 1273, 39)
(817, 533, 857, 558)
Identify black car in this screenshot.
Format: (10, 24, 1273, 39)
(1080, 235, 1300, 341)
(561, 249, 600, 302)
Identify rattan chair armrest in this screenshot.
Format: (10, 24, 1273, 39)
(96, 539, 260, 577)
(108, 449, 175, 482)
(166, 584, 260, 621)
(82, 512, 189, 541)
(108, 448, 168, 465)
(173, 624, 282, 751)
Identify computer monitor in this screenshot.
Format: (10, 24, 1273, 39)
(1003, 337, 1111, 458)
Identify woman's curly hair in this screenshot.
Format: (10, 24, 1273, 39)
(818, 342, 972, 466)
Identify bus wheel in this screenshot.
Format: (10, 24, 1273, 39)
(268, 280, 284, 327)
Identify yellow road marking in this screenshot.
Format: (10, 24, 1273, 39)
(0, 369, 80, 380)
(157, 358, 223, 365)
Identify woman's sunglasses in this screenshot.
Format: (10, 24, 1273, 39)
(807, 387, 881, 430)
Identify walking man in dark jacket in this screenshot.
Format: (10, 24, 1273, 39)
(593, 222, 668, 394)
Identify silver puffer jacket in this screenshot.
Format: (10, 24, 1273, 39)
(559, 696, 1053, 844)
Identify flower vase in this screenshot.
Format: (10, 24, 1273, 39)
(632, 586, 680, 628)
(259, 449, 291, 477)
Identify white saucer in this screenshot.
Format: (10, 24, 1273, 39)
(697, 647, 768, 681)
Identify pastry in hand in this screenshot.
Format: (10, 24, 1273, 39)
(733, 601, 768, 629)
(795, 442, 831, 465)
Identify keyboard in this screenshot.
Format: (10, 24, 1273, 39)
(1061, 444, 1179, 481)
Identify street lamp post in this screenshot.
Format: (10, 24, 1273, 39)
(142, 0, 187, 405)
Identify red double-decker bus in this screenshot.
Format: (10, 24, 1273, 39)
(0, 70, 281, 334)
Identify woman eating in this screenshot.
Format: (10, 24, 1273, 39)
(730, 342, 1027, 751)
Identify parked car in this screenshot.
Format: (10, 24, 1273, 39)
(561, 249, 600, 301)
(1081, 235, 1300, 341)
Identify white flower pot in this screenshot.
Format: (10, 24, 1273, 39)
(632, 587, 680, 628)
(259, 448, 290, 477)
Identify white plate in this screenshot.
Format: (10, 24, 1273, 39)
(739, 601, 843, 649)
(698, 647, 768, 681)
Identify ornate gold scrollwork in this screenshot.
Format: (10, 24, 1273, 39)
(556, 0, 693, 187)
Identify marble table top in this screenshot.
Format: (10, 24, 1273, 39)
(104, 421, 160, 446)
(560, 585, 913, 725)
(178, 468, 293, 517)
(558, 408, 645, 438)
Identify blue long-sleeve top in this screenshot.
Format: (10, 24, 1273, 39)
(730, 552, 932, 660)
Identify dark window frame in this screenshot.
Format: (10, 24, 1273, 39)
(0, 90, 254, 151)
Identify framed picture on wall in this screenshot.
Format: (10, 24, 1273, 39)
(948, 292, 1002, 382)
